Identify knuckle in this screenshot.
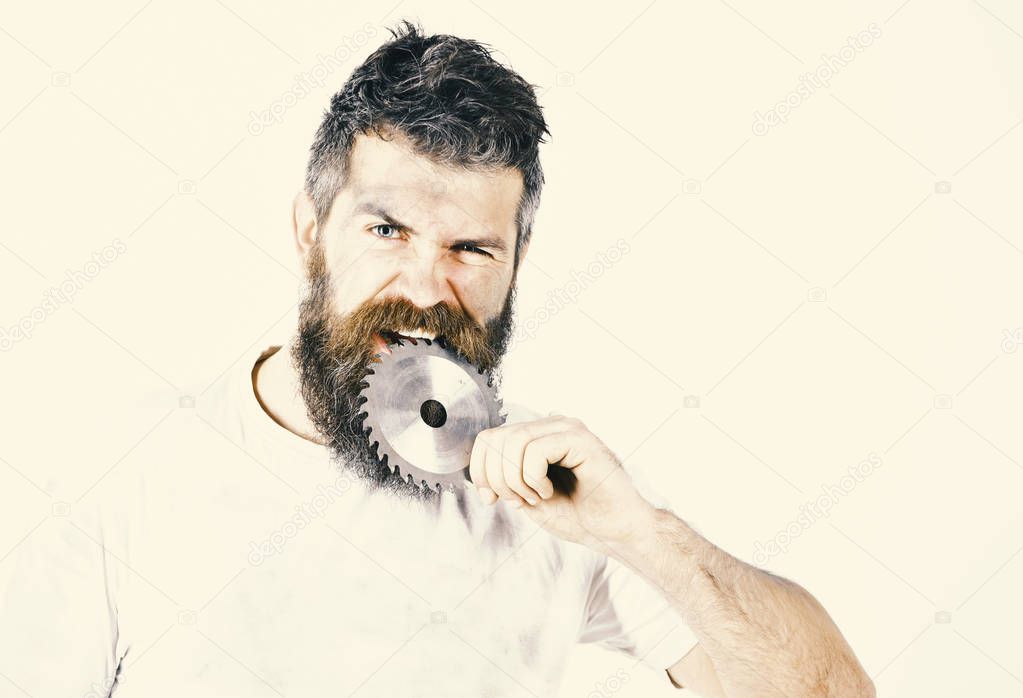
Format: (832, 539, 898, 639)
(553, 415, 584, 430)
(522, 472, 545, 488)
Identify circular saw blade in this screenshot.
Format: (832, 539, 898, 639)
(360, 337, 505, 493)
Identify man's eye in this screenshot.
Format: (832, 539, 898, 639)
(371, 224, 401, 239)
(455, 243, 492, 258)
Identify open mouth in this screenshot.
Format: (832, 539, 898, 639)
(371, 328, 440, 355)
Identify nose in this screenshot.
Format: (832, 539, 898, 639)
(391, 249, 456, 309)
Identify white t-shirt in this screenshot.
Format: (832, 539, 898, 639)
(0, 342, 698, 697)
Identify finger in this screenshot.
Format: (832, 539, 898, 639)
(522, 432, 576, 499)
(498, 418, 575, 503)
(522, 439, 557, 501)
(469, 430, 496, 503)
(477, 416, 575, 505)
(482, 430, 526, 506)
(500, 429, 545, 505)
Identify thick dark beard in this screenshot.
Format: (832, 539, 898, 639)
(290, 242, 517, 501)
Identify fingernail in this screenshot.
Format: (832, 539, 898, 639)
(525, 496, 538, 505)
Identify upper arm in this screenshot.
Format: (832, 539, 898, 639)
(666, 642, 728, 696)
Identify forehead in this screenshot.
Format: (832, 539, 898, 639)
(338, 131, 524, 240)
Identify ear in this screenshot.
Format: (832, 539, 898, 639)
(291, 190, 318, 260)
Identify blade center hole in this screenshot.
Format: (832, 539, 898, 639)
(420, 399, 447, 428)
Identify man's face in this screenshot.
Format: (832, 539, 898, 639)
(291, 130, 525, 497)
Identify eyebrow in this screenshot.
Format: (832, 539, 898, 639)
(352, 201, 509, 253)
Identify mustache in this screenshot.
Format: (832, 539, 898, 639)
(342, 296, 499, 371)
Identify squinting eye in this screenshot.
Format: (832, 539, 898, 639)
(455, 243, 492, 258)
(371, 224, 400, 239)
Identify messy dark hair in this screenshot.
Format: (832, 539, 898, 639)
(304, 19, 550, 267)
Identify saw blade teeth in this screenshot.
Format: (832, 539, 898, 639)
(357, 334, 504, 496)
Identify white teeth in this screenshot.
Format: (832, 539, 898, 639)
(395, 328, 435, 340)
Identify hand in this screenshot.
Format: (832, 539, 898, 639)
(468, 414, 657, 550)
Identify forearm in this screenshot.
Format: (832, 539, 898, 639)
(607, 506, 874, 698)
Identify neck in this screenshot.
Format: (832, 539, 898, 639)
(252, 335, 326, 446)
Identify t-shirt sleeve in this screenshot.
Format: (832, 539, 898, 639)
(577, 551, 699, 675)
(0, 500, 123, 696)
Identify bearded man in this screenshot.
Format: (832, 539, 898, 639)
(0, 19, 873, 698)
